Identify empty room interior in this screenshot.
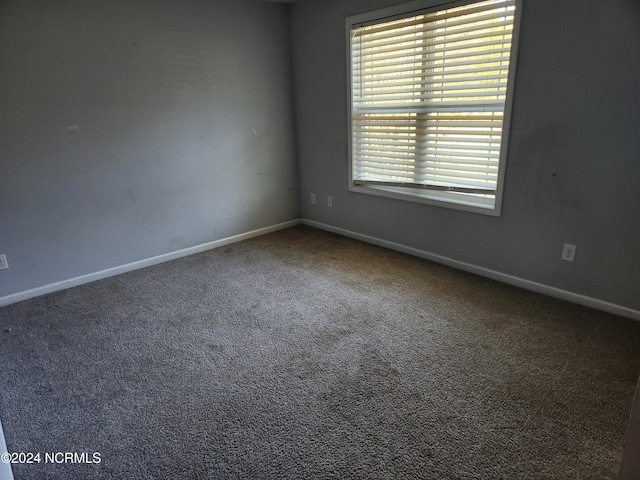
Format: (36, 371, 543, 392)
(1, 0, 640, 478)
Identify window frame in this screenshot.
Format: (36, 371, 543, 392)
(346, 0, 523, 216)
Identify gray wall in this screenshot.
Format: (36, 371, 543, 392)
(0, 0, 299, 298)
(291, 0, 640, 311)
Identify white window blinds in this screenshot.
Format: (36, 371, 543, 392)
(350, 0, 517, 208)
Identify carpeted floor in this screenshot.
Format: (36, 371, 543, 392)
(1, 225, 639, 479)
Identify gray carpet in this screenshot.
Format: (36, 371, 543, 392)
(1, 225, 639, 479)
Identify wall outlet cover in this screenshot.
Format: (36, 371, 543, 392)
(561, 244, 576, 262)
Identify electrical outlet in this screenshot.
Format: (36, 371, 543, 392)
(327, 196, 333, 208)
(561, 244, 576, 262)
(0, 254, 8, 270)
(310, 193, 316, 204)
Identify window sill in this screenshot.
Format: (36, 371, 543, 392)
(349, 183, 501, 217)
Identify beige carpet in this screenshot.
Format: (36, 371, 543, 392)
(1, 225, 639, 479)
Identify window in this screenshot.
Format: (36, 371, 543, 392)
(347, 0, 521, 215)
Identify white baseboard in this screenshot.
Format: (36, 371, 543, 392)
(0, 418, 13, 480)
(3, 217, 638, 321)
(0, 219, 302, 308)
(302, 219, 640, 322)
